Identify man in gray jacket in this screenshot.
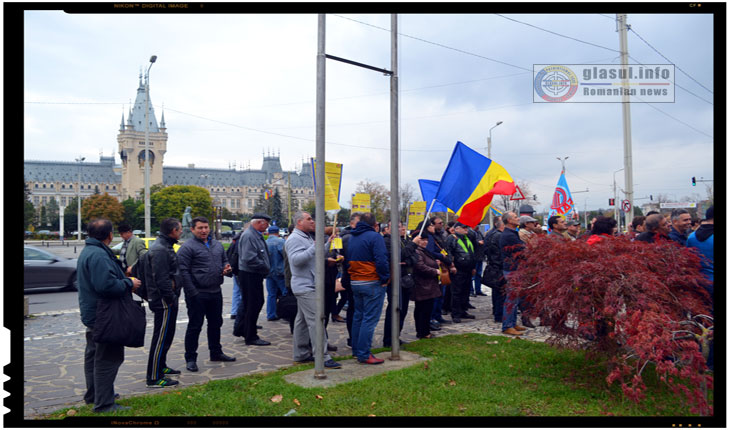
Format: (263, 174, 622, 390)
(284, 211, 341, 368)
(178, 216, 235, 372)
(233, 213, 272, 345)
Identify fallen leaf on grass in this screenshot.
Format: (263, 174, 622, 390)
(368, 414, 376, 417)
(492, 354, 497, 358)
(458, 405, 467, 412)
(270, 394, 283, 403)
(66, 409, 77, 416)
(449, 380, 457, 386)
(486, 341, 499, 345)
(175, 391, 182, 395)
(293, 399, 301, 406)
(187, 396, 193, 399)
(315, 395, 324, 400)
(371, 402, 376, 408)
(506, 338, 512, 343)
(509, 364, 514, 368)
(423, 362, 429, 370)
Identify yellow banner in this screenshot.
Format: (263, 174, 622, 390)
(407, 201, 427, 231)
(351, 193, 371, 211)
(311, 159, 342, 211)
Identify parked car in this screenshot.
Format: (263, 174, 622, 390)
(24, 246, 78, 292)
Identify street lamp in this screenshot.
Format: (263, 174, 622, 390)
(613, 168, 624, 230)
(487, 121, 503, 228)
(75, 156, 85, 241)
(557, 156, 569, 173)
(144, 55, 157, 238)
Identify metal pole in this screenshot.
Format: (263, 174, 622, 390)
(59, 206, 64, 241)
(389, 13, 401, 360)
(613, 168, 623, 224)
(76, 156, 84, 241)
(313, 13, 327, 380)
(486, 121, 502, 229)
(617, 14, 634, 229)
(144, 58, 156, 239)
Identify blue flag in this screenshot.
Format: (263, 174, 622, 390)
(418, 179, 449, 213)
(548, 170, 575, 219)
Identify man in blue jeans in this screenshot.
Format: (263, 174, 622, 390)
(344, 213, 390, 364)
(265, 225, 287, 321)
(499, 211, 527, 336)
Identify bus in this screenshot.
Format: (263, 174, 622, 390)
(220, 220, 244, 238)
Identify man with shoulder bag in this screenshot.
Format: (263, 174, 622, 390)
(77, 218, 142, 413)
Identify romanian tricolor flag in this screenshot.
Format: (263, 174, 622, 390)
(434, 141, 516, 227)
(264, 189, 273, 200)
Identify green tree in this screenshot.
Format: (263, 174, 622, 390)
(39, 206, 48, 228)
(271, 190, 283, 226)
(46, 197, 60, 230)
(63, 197, 81, 233)
(151, 185, 213, 225)
(81, 193, 124, 228)
(301, 200, 316, 219)
(24, 181, 35, 230)
(121, 197, 143, 230)
(354, 179, 390, 222)
(336, 208, 351, 226)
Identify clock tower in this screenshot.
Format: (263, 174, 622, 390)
(117, 71, 168, 200)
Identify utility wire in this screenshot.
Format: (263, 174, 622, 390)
(626, 55, 713, 105)
(628, 27, 713, 95)
(494, 14, 621, 54)
(332, 14, 532, 72)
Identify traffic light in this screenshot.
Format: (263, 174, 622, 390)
(692, 176, 696, 186)
(609, 198, 615, 206)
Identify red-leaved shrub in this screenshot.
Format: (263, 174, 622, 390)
(507, 235, 713, 414)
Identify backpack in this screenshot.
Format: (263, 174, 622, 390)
(226, 239, 240, 277)
(130, 251, 153, 300)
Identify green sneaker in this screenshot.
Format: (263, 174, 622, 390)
(162, 367, 181, 375)
(146, 378, 179, 388)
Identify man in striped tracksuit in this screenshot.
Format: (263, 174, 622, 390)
(145, 218, 184, 387)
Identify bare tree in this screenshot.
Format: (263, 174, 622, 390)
(399, 183, 416, 223)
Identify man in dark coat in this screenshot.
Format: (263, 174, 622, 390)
(499, 212, 527, 336)
(668, 208, 692, 246)
(234, 213, 272, 345)
(78, 218, 141, 412)
(178, 216, 235, 373)
(146, 217, 184, 387)
(446, 222, 477, 323)
(483, 217, 506, 322)
(635, 213, 671, 243)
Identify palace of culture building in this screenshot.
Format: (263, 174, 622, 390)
(24, 73, 314, 215)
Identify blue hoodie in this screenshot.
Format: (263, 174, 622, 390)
(344, 221, 390, 284)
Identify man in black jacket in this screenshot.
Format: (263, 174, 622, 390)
(146, 217, 184, 387)
(382, 221, 417, 348)
(178, 217, 235, 373)
(468, 226, 487, 297)
(483, 217, 506, 322)
(446, 222, 477, 323)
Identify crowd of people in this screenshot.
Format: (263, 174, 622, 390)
(75, 203, 714, 413)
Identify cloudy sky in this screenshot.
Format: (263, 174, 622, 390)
(22, 5, 717, 214)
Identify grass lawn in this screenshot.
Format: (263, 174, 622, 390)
(49, 333, 709, 418)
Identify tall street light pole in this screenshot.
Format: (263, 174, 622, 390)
(75, 156, 85, 241)
(487, 121, 503, 228)
(144, 55, 157, 238)
(613, 168, 624, 228)
(617, 14, 634, 229)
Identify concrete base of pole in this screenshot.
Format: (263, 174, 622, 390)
(24, 297, 29, 318)
(313, 371, 327, 380)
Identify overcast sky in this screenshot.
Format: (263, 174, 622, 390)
(22, 6, 717, 214)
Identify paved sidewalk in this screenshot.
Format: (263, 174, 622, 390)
(23, 291, 551, 418)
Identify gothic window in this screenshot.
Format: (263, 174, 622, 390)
(61, 184, 65, 189)
(42, 184, 46, 189)
(35, 184, 38, 188)
(137, 150, 155, 166)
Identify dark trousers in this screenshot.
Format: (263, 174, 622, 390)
(431, 284, 446, 321)
(345, 285, 355, 344)
(235, 271, 265, 343)
(442, 284, 452, 313)
(84, 327, 124, 411)
(491, 283, 505, 322)
(383, 284, 411, 346)
(471, 261, 484, 294)
(414, 298, 435, 338)
(450, 271, 472, 318)
(335, 290, 348, 315)
(184, 291, 224, 362)
(146, 300, 178, 382)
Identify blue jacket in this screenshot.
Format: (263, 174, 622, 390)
(344, 221, 390, 284)
(77, 238, 133, 327)
(177, 235, 229, 296)
(499, 227, 525, 272)
(687, 224, 713, 283)
(266, 235, 286, 278)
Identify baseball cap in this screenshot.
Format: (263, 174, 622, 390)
(268, 225, 280, 233)
(566, 220, 581, 226)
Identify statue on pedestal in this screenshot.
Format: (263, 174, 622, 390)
(181, 206, 193, 241)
